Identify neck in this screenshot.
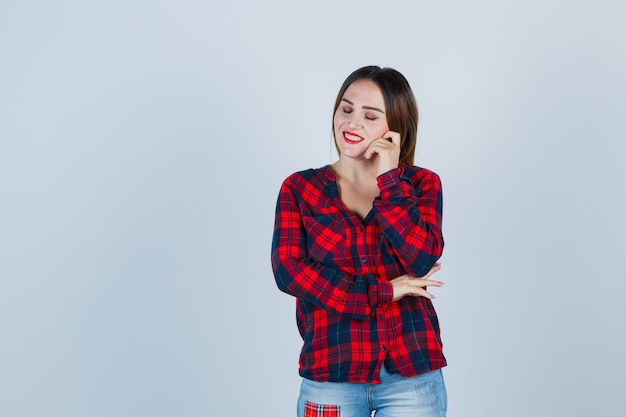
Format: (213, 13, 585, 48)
(332, 156, 378, 184)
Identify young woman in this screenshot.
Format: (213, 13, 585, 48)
(271, 66, 447, 417)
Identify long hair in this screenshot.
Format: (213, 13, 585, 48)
(332, 66, 419, 166)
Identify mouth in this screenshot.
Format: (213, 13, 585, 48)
(343, 131, 364, 144)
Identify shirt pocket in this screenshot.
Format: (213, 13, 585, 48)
(302, 214, 347, 264)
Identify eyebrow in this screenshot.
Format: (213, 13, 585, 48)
(341, 98, 385, 114)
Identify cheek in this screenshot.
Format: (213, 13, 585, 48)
(369, 125, 388, 139)
(373, 121, 390, 137)
(333, 114, 344, 133)
(379, 119, 390, 132)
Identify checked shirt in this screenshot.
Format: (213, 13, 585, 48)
(271, 164, 445, 384)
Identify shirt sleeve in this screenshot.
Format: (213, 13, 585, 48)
(271, 178, 394, 319)
(373, 167, 444, 277)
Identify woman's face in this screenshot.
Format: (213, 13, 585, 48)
(333, 79, 390, 160)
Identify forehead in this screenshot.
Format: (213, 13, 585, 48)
(342, 79, 385, 105)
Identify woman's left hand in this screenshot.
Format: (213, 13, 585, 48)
(364, 130, 401, 176)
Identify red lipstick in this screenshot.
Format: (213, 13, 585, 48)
(343, 131, 364, 144)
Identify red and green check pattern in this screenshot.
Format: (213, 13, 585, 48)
(271, 165, 446, 384)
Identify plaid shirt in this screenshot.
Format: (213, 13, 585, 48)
(271, 164, 445, 383)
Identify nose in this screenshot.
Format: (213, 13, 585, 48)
(348, 114, 362, 129)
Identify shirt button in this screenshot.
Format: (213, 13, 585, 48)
(359, 226, 364, 232)
(381, 346, 387, 351)
(379, 313, 384, 319)
(361, 259, 368, 264)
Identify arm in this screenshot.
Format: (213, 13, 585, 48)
(373, 167, 444, 277)
(271, 177, 393, 319)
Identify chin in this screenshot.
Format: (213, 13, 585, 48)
(339, 149, 366, 160)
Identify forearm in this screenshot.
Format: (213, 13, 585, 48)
(271, 249, 393, 319)
(374, 167, 444, 277)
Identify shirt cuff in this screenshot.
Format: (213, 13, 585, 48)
(378, 279, 394, 305)
(377, 167, 411, 202)
(366, 273, 394, 309)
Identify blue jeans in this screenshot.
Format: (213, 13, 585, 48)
(297, 365, 447, 417)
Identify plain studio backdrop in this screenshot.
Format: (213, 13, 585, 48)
(1, 1, 624, 416)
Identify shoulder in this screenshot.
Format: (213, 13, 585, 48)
(281, 165, 332, 190)
(277, 166, 336, 208)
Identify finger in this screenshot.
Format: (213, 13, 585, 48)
(421, 263, 442, 280)
(392, 274, 443, 287)
(363, 143, 376, 160)
(391, 276, 441, 302)
(405, 286, 436, 300)
(363, 139, 387, 159)
(414, 279, 444, 288)
(382, 130, 401, 146)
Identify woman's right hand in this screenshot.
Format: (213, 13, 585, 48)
(390, 263, 443, 302)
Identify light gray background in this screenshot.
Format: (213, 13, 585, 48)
(1, 1, 624, 416)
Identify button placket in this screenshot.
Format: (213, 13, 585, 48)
(355, 223, 371, 274)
